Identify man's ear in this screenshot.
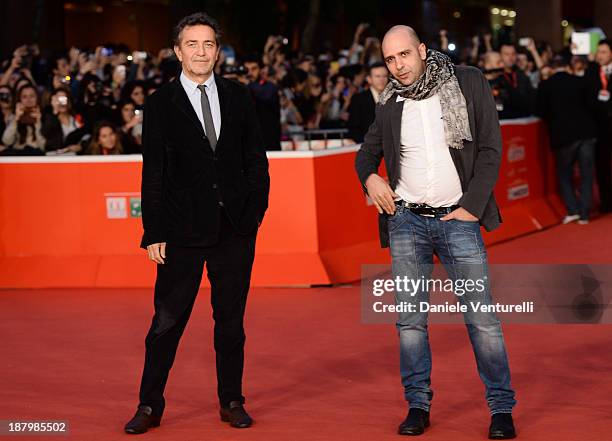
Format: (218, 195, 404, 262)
(419, 43, 427, 60)
(173, 45, 181, 62)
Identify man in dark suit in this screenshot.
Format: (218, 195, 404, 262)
(347, 62, 388, 143)
(586, 39, 612, 213)
(244, 55, 281, 151)
(537, 56, 597, 224)
(497, 43, 536, 119)
(355, 26, 516, 438)
(124, 12, 269, 434)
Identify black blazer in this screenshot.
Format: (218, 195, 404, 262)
(585, 62, 612, 129)
(140, 73, 270, 249)
(347, 89, 376, 143)
(355, 65, 503, 248)
(536, 71, 597, 149)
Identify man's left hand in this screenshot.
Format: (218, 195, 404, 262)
(441, 207, 478, 222)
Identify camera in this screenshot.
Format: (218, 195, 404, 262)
(0, 92, 11, 103)
(133, 51, 147, 62)
(19, 107, 36, 125)
(222, 64, 247, 76)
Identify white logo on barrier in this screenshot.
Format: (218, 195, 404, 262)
(106, 197, 128, 219)
(507, 183, 529, 201)
(507, 144, 526, 162)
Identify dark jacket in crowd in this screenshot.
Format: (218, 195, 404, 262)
(347, 89, 376, 143)
(248, 80, 281, 150)
(585, 61, 612, 131)
(536, 71, 597, 149)
(355, 66, 503, 248)
(490, 67, 535, 119)
(41, 110, 86, 151)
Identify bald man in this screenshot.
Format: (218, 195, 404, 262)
(355, 26, 517, 438)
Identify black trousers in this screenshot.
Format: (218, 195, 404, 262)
(138, 210, 257, 416)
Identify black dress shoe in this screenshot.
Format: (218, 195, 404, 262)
(398, 408, 430, 435)
(219, 401, 253, 428)
(124, 405, 161, 435)
(488, 413, 516, 439)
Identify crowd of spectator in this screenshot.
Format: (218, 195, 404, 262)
(0, 26, 551, 154)
(1, 22, 610, 218)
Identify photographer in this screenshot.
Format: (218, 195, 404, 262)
(74, 73, 115, 131)
(0, 45, 38, 88)
(49, 55, 72, 91)
(116, 99, 143, 154)
(221, 64, 248, 84)
(1, 84, 45, 155)
(319, 73, 350, 129)
(0, 85, 14, 149)
(41, 88, 85, 153)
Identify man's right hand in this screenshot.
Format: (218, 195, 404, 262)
(365, 174, 398, 215)
(147, 242, 166, 264)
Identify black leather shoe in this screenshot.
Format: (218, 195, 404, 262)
(219, 401, 253, 428)
(124, 405, 161, 435)
(398, 408, 430, 435)
(488, 413, 516, 439)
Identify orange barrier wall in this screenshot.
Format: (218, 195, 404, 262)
(0, 118, 561, 288)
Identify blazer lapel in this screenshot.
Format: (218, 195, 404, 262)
(170, 77, 205, 136)
(390, 95, 404, 157)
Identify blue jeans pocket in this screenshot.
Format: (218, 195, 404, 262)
(448, 218, 480, 233)
(387, 207, 407, 232)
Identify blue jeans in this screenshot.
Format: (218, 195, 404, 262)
(388, 206, 516, 415)
(555, 138, 596, 220)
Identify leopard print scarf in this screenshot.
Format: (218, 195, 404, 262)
(379, 49, 472, 149)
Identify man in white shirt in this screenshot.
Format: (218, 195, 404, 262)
(355, 25, 517, 439)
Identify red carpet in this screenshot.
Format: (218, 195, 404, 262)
(1, 215, 611, 441)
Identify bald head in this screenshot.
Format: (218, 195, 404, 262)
(383, 25, 421, 48)
(381, 25, 427, 86)
(483, 51, 503, 71)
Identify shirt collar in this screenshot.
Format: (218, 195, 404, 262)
(180, 70, 217, 94)
(370, 88, 381, 104)
(396, 93, 438, 103)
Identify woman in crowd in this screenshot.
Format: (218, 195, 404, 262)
(42, 87, 85, 153)
(87, 120, 123, 155)
(0, 84, 14, 148)
(120, 81, 146, 109)
(1, 83, 45, 155)
(116, 99, 143, 154)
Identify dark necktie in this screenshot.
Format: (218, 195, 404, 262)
(196, 84, 217, 150)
